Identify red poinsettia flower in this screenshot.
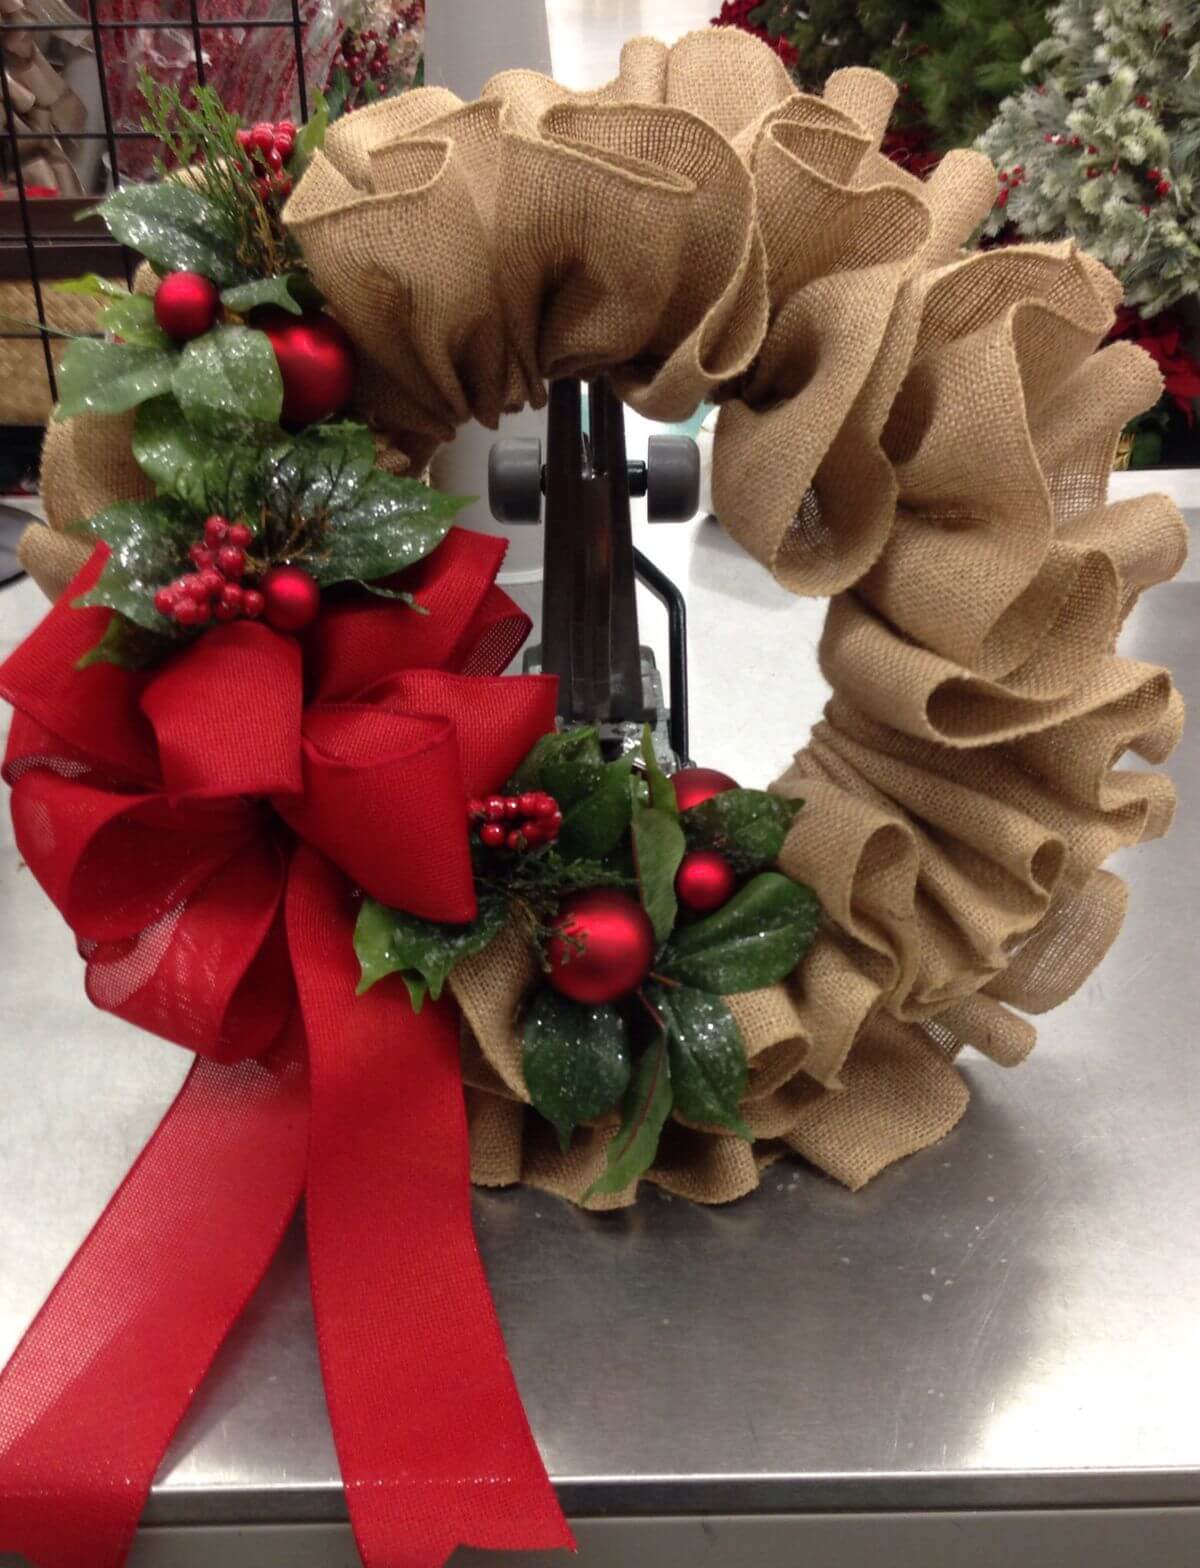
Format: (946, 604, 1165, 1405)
(1109, 304, 1200, 423)
(711, 0, 799, 67)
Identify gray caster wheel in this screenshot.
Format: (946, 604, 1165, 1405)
(488, 437, 543, 523)
(646, 434, 700, 522)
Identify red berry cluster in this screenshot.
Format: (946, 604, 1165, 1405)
(234, 120, 296, 203)
(995, 164, 1024, 208)
(154, 515, 264, 628)
(469, 793, 562, 852)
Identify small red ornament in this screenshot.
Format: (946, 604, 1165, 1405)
(675, 849, 737, 915)
(670, 766, 739, 812)
(261, 564, 321, 632)
(1156, 179, 1172, 197)
(1147, 167, 1160, 182)
(153, 272, 220, 341)
(256, 308, 355, 428)
(545, 890, 655, 1005)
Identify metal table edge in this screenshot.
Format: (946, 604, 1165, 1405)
(144, 1467, 1200, 1527)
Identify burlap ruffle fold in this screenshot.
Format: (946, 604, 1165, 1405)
(23, 28, 1186, 1206)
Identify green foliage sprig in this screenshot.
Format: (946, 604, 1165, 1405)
(354, 725, 822, 1202)
(135, 68, 300, 281)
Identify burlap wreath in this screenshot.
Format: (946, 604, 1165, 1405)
(21, 29, 1186, 1209)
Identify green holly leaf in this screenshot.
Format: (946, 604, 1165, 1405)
(55, 339, 178, 420)
(631, 804, 685, 944)
(89, 182, 250, 287)
(292, 89, 329, 176)
(658, 871, 820, 994)
(220, 273, 317, 319)
(262, 422, 377, 522)
(509, 726, 603, 792)
(557, 754, 635, 862)
(644, 982, 751, 1138)
(69, 497, 195, 632)
(583, 1035, 673, 1202)
(353, 887, 505, 1012)
(541, 757, 606, 812)
(99, 293, 171, 350)
(683, 788, 803, 875)
(641, 723, 678, 816)
(76, 611, 175, 671)
(131, 398, 261, 517)
(53, 273, 129, 298)
(314, 471, 467, 586)
(523, 989, 632, 1152)
(172, 325, 283, 432)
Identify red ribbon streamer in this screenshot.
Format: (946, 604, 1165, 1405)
(0, 529, 573, 1568)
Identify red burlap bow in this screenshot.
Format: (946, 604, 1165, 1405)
(0, 529, 573, 1568)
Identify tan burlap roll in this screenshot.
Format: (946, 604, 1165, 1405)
(24, 28, 1187, 1206)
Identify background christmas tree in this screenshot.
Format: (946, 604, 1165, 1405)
(978, 0, 1200, 317)
(720, 0, 1049, 150)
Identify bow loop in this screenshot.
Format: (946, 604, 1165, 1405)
(141, 622, 304, 801)
(277, 705, 478, 920)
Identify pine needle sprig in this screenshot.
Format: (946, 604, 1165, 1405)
(137, 68, 299, 280)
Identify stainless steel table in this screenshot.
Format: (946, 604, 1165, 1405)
(1, 470, 1197, 1566)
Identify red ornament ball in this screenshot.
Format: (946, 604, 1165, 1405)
(670, 766, 739, 812)
(261, 564, 321, 632)
(545, 890, 655, 1005)
(675, 849, 737, 915)
(256, 308, 355, 427)
(153, 271, 220, 341)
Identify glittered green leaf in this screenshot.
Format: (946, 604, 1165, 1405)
(557, 754, 635, 863)
(99, 293, 171, 349)
(75, 611, 174, 671)
(55, 339, 177, 420)
(683, 788, 803, 875)
(523, 989, 632, 1152)
(131, 398, 262, 517)
(541, 758, 606, 812)
(262, 422, 377, 522)
(353, 888, 505, 1012)
(90, 182, 249, 286)
(583, 1035, 673, 1202)
(172, 325, 283, 432)
(69, 497, 196, 633)
(658, 871, 820, 994)
(54, 273, 129, 299)
(220, 273, 312, 318)
(641, 723, 678, 817)
(509, 727, 603, 793)
(644, 982, 750, 1139)
(314, 471, 466, 586)
(631, 805, 685, 945)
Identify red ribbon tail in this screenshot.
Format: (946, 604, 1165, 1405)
(0, 1035, 308, 1568)
(288, 847, 574, 1568)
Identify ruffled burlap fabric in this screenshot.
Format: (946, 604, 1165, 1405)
(23, 29, 1186, 1208)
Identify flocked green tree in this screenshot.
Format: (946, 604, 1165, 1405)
(979, 0, 1200, 314)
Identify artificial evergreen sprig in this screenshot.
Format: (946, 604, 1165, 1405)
(136, 68, 299, 281)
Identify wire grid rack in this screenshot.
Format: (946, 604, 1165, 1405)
(0, 2, 311, 409)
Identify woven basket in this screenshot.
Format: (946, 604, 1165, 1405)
(0, 280, 108, 425)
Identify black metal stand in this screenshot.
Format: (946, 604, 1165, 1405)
(540, 377, 649, 730)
